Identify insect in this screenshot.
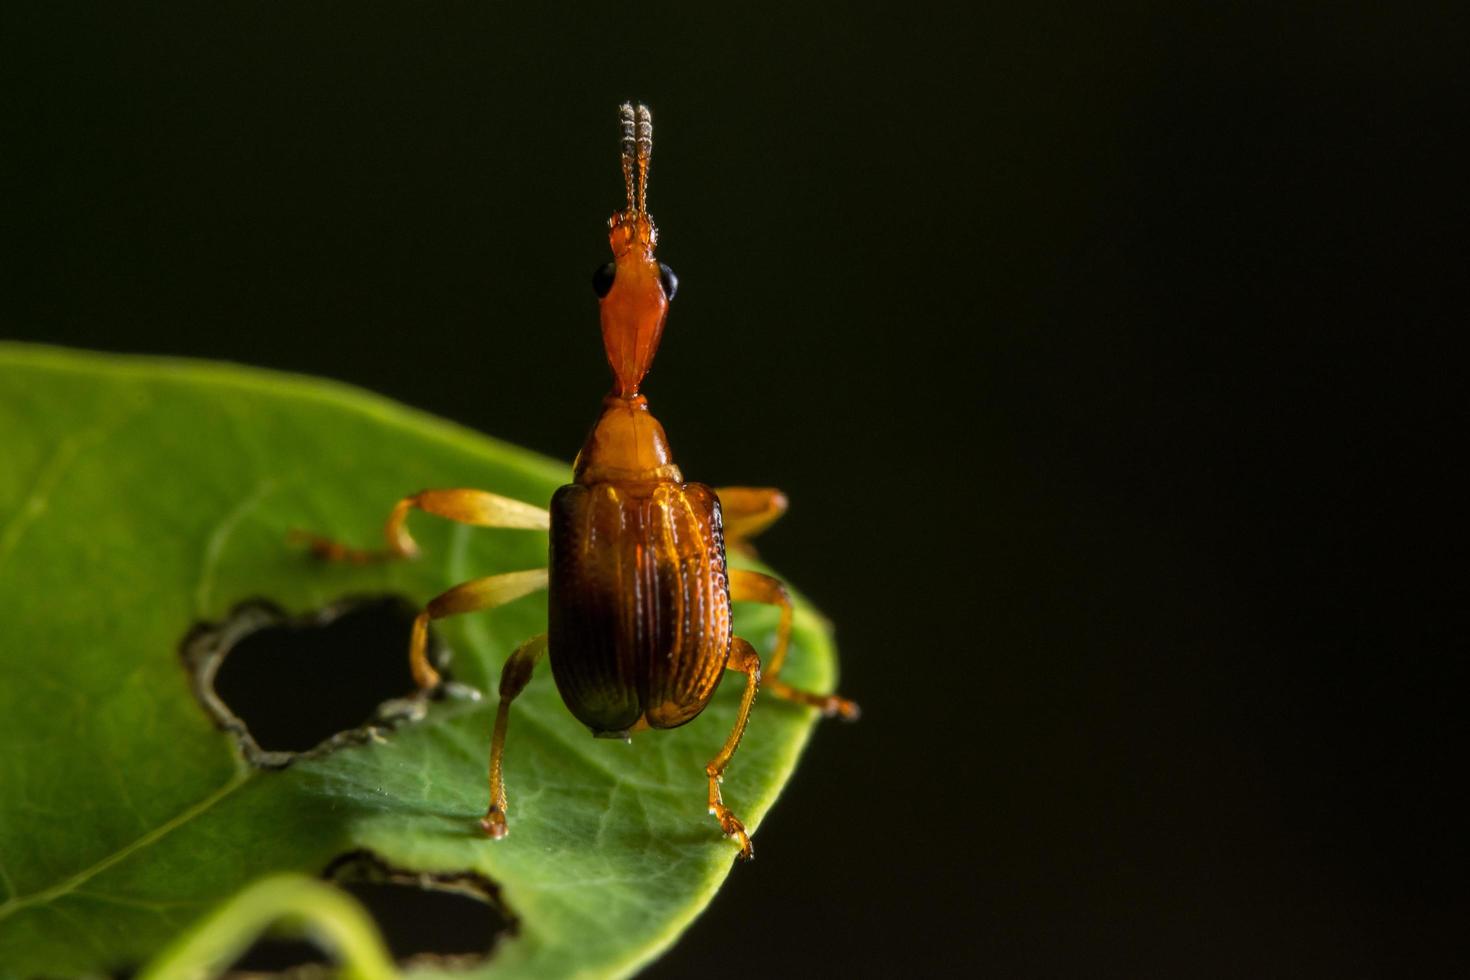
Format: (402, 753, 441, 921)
(295, 103, 857, 859)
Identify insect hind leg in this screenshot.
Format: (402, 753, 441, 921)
(729, 568, 859, 720)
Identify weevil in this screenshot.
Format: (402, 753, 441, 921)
(295, 103, 857, 859)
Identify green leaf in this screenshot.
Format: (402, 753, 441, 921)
(0, 343, 840, 978)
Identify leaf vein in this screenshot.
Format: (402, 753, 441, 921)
(193, 478, 282, 615)
(0, 770, 251, 922)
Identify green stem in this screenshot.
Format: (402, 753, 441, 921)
(139, 874, 397, 980)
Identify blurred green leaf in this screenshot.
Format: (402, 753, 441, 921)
(0, 344, 840, 978)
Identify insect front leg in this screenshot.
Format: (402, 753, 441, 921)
(728, 568, 860, 720)
(407, 568, 549, 689)
(714, 486, 787, 556)
(291, 488, 549, 563)
(705, 637, 763, 860)
(481, 632, 548, 839)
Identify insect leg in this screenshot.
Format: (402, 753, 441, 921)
(292, 488, 549, 563)
(714, 487, 787, 555)
(728, 568, 860, 720)
(705, 637, 763, 860)
(407, 568, 549, 689)
(481, 632, 548, 839)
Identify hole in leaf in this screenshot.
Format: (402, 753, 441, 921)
(224, 935, 331, 975)
(325, 851, 518, 964)
(182, 596, 461, 767)
(225, 852, 516, 974)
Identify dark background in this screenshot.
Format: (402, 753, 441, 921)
(2, 3, 1464, 976)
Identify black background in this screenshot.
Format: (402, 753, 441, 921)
(2, 3, 1464, 977)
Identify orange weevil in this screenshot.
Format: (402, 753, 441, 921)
(295, 103, 858, 860)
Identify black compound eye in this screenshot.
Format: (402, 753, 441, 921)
(658, 262, 679, 300)
(591, 261, 616, 298)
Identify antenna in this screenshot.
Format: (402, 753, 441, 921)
(618, 102, 654, 215)
(635, 104, 652, 214)
(619, 102, 637, 213)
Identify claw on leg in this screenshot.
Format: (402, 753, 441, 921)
(481, 806, 509, 839)
(710, 798, 753, 860)
(707, 765, 753, 860)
